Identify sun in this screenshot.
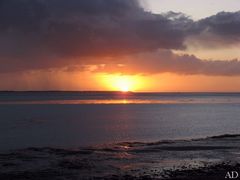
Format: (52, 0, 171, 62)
(101, 74, 142, 92)
(120, 86, 129, 92)
(116, 77, 131, 92)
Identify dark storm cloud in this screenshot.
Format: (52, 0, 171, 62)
(197, 11, 240, 37)
(0, 0, 193, 72)
(0, 0, 239, 75)
(188, 11, 240, 46)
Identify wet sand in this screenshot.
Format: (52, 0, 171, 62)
(0, 161, 238, 179)
(0, 134, 240, 179)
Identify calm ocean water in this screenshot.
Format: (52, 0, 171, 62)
(1, 92, 240, 178)
(1, 92, 240, 150)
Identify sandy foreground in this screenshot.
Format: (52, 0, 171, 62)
(0, 134, 240, 179)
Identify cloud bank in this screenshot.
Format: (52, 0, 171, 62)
(94, 50, 240, 76)
(0, 0, 239, 75)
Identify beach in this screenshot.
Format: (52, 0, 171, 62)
(0, 134, 240, 179)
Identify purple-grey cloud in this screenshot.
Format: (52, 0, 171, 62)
(93, 50, 240, 76)
(0, 0, 239, 75)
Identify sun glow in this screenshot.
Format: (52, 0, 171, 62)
(100, 74, 143, 92)
(116, 76, 132, 92)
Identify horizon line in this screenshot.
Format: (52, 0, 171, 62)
(1, 90, 240, 94)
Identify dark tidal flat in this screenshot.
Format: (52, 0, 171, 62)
(0, 134, 240, 179)
(1, 92, 240, 179)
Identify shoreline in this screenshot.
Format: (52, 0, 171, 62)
(0, 159, 238, 179)
(104, 162, 240, 179)
(0, 134, 240, 179)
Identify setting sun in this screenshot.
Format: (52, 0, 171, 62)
(100, 74, 143, 92)
(115, 76, 131, 92)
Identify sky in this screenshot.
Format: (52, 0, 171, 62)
(142, 0, 240, 20)
(0, 0, 240, 92)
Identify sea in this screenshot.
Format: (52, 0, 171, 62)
(0, 91, 240, 179)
